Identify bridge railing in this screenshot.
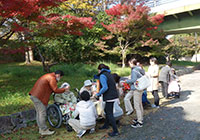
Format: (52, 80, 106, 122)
(145, 0, 182, 7)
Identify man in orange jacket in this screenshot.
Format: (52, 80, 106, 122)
(29, 70, 68, 135)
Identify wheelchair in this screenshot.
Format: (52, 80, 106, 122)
(47, 88, 81, 131)
(47, 103, 73, 131)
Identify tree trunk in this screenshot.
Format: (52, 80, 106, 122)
(25, 46, 34, 64)
(166, 54, 171, 61)
(122, 49, 126, 68)
(36, 46, 58, 73)
(36, 46, 49, 72)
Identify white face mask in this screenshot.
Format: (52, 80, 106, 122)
(56, 77, 60, 82)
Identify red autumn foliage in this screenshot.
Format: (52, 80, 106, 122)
(101, 0, 164, 39)
(0, 46, 26, 55)
(149, 14, 164, 25)
(101, 0, 164, 67)
(0, 0, 64, 18)
(12, 22, 30, 32)
(0, 0, 95, 36)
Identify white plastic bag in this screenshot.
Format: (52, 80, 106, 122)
(134, 75, 151, 91)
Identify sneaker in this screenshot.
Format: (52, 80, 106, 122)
(108, 131, 119, 137)
(151, 104, 159, 108)
(89, 128, 95, 134)
(126, 111, 133, 115)
(39, 129, 55, 136)
(132, 119, 138, 123)
(151, 104, 157, 108)
(77, 130, 86, 138)
(131, 122, 143, 128)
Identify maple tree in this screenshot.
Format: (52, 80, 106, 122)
(0, 0, 95, 71)
(61, 0, 116, 16)
(0, 0, 95, 41)
(101, 0, 164, 67)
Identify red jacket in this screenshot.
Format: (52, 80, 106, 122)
(29, 72, 65, 106)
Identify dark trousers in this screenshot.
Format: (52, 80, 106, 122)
(104, 102, 118, 133)
(152, 90, 159, 106)
(161, 82, 169, 97)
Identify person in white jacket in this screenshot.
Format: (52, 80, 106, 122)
(68, 91, 98, 138)
(147, 57, 160, 108)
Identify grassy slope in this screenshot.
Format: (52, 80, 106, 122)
(0, 61, 130, 116)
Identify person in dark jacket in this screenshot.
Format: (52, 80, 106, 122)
(95, 64, 119, 137)
(159, 61, 172, 98)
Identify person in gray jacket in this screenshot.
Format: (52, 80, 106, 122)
(124, 61, 145, 116)
(125, 58, 144, 128)
(159, 61, 172, 98)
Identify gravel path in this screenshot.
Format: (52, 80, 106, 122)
(108, 70, 200, 140)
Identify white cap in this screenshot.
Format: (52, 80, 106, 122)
(84, 80, 92, 87)
(61, 82, 70, 88)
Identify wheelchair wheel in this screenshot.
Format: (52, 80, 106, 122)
(47, 104, 62, 128)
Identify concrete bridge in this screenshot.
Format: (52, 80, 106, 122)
(147, 0, 200, 35)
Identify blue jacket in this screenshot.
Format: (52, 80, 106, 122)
(96, 69, 118, 101)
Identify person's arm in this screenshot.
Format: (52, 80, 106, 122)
(49, 78, 65, 93)
(96, 74, 108, 96)
(92, 103, 98, 119)
(126, 70, 137, 84)
(73, 104, 79, 118)
(54, 94, 65, 104)
(70, 92, 77, 104)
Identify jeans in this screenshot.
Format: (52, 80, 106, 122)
(30, 96, 48, 131)
(142, 90, 150, 105)
(152, 90, 159, 106)
(104, 102, 118, 133)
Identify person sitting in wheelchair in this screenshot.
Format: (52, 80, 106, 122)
(68, 91, 98, 138)
(54, 82, 77, 117)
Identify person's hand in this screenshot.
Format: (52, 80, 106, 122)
(64, 86, 70, 91)
(123, 80, 127, 83)
(92, 91, 97, 95)
(94, 94, 99, 100)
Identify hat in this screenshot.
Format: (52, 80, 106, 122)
(84, 80, 92, 87)
(61, 82, 70, 88)
(171, 68, 175, 71)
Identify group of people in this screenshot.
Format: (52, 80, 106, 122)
(29, 58, 180, 138)
(29, 64, 121, 138)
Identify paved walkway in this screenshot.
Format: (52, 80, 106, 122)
(109, 70, 200, 140)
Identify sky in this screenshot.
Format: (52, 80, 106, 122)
(149, 0, 200, 13)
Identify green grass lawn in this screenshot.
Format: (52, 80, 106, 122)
(0, 61, 130, 116)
